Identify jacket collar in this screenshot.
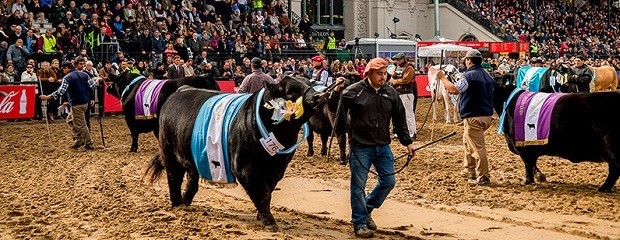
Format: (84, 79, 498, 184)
(362, 78, 388, 91)
(467, 64, 483, 72)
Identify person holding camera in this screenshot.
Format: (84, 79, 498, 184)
(389, 52, 417, 139)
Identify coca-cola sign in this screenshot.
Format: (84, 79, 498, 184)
(0, 85, 36, 120)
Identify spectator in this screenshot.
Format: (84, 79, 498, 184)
(237, 57, 274, 93)
(20, 63, 37, 82)
(298, 14, 312, 36)
(2, 64, 17, 82)
(166, 55, 184, 78)
(151, 62, 167, 79)
(182, 59, 195, 76)
(6, 38, 30, 81)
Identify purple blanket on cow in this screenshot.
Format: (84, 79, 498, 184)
(134, 79, 167, 119)
(513, 91, 564, 146)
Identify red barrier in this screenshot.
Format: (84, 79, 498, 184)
(217, 80, 236, 93)
(0, 85, 37, 120)
(103, 83, 123, 113)
(415, 75, 431, 97)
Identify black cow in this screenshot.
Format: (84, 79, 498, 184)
(306, 74, 360, 165)
(106, 72, 220, 152)
(143, 76, 328, 231)
(493, 80, 620, 192)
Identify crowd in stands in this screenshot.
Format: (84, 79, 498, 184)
(0, 0, 344, 84)
(460, 0, 620, 59)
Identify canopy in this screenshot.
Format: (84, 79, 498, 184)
(417, 44, 473, 57)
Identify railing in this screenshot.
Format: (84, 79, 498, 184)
(430, 0, 507, 40)
(280, 0, 324, 53)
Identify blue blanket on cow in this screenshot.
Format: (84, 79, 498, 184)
(516, 66, 548, 92)
(191, 93, 252, 184)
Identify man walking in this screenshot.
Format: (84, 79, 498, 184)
(340, 57, 415, 238)
(40, 61, 99, 150)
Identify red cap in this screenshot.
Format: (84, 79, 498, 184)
(311, 55, 325, 62)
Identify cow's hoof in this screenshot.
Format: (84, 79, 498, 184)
(320, 151, 327, 156)
(534, 172, 547, 182)
(264, 224, 279, 232)
(523, 179, 534, 185)
(339, 160, 347, 165)
(307, 151, 314, 157)
(597, 186, 613, 193)
(130, 148, 138, 152)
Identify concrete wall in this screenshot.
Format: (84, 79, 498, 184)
(338, 0, 503, 42)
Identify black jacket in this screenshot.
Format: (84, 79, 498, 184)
(342, 79, 413, 147)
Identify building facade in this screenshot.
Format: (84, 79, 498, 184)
(290, 0, 503, 42)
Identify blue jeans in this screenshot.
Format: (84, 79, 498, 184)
(349, 144, 396, 230)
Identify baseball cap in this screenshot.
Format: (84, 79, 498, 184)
(465, 49, 482, 58)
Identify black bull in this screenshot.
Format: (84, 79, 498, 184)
(107, 72, 220, 152)
(493, 81, 620, 192)
(306, 75, 360, 164)
(143, 77, 328, 231)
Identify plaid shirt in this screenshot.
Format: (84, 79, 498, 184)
(51, 70, 98, 99)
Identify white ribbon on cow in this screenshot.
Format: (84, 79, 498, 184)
(255, 88, 310, 156)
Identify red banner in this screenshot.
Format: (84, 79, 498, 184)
(417, 41, 489, 48)
(504, 42, 518, 53)
(489, 42, 503, 53)
(415, 75, 431, 97)
(519, 42, 530, 52)
(0, 85, 37, 120)
(103, 83, 123, 113)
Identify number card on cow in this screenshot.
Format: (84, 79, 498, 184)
(260, 132, 285, 156)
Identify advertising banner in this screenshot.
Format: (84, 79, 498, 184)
(0, 85, 37, 120)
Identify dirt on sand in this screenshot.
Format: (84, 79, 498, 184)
(0, 98, 618, 239)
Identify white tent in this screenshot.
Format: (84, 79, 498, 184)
(417, 44, 473, 57)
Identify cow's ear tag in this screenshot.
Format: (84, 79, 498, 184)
(260, 132, 285, 156)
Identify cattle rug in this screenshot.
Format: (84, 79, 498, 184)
(497, 89, 565, 146)
(190, 89, 312, 184)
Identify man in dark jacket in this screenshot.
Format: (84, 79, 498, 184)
(339, 57, 415, 238)
(39, 61, 99, 150)
(570, 55, 593, 93)
(436, 49, 494, 186)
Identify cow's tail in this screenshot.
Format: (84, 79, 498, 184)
(143, 153, 165, 184)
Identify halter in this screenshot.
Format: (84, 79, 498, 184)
(255, 88, 311, 155)
(121, 75, 146, 98)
